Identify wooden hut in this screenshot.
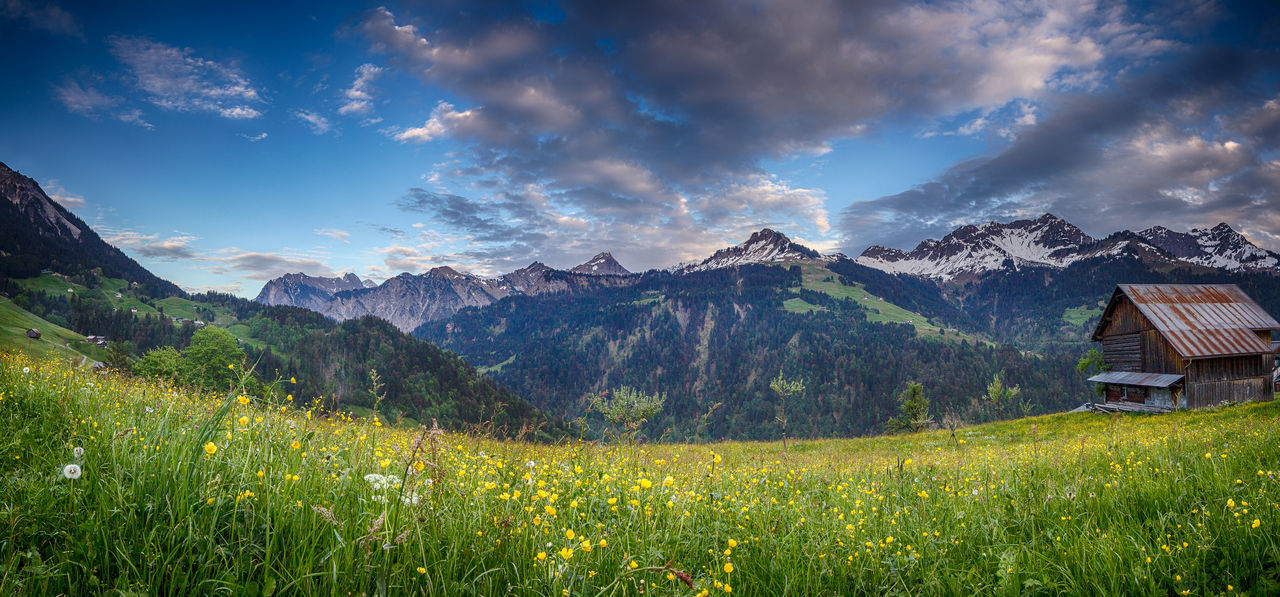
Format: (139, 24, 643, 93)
(1089, 284, 1279, 409)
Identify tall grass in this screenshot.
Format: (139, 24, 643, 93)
(1, 351, 1278, 595)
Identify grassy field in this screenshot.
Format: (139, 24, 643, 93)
(796, 263, 983, 343)
(1063, 306, 1104, 328)
(3, 351, 1278, 595)
(0, 298, 104, 362)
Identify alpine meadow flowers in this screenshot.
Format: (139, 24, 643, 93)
(2, 351, 1279, 595)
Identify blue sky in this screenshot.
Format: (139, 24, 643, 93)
(1, 0, 1278, 296)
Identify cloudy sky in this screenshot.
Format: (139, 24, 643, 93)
(2, 0, 1278, 295)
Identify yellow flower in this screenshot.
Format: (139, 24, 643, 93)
(558, 547, 574, 560)
(724, 562, 734, 573)
(598, 539, 607, 548)
(565, 529, 575, 540)
(203, 442, 217, 455)
(1228, 499, 1236, 508)
(663, 475, 674, 487)
(237, 395, 249, 405)
(713, 453, 722, 464)
(227, 364, 234, 370)
(537, 552, 547, 561)
(237, 416, 249, 426)
(380, 459, 391, 468)
(885, 536, 894, 544)
(417, 566, 427, 574)
(256, 470, 265, 478)
(1253, 519, 1261, 528)
(545, 505, 557, 516)
(290, 377, 296, 384)
(728, 539, 738, 548)
(639, 478, 652, 489)
(629, 560, 638, 569)
(724, 584, 732, 594)
(291, 440, 301, 450)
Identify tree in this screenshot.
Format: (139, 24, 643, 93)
(179, 326, 244, 391)
(104, 340, 134, 372)
(135, 346, 181, 381)
(1076, 348, 1110, 398)
(589, 386, 666, 446)
(887, 381, 932, 433)
(769, 373, 805, 450)
(983, 372, 1022, 418)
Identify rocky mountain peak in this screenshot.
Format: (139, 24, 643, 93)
(679, 228, 824, 274)
(570, 252, 631, 276)
(0, 160, 84, 241)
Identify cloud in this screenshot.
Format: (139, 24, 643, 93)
(43, 179, 85, 209)
(1, 0, 81, 37)
(208, 249, 339, 280)
(239, 132, 268, 142)
(102, 229, 199, 261)
(52, 75, 154, 128)
(108, 35, 264, 119)
(357, 0, 1178, 270)
(294, 109, 331, 134)
(314, 227, 351, 242)
(838, 46, 1280, 252)
(338, 63, 383, 116)
(181, 282, 243, 295)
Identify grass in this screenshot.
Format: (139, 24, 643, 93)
(795, 264, 984, 344)
(3, 351, 1279, 595)
(781, 297, 822, 314)
(0, 298, 104, 362)
(1063, 306, 1103, 328)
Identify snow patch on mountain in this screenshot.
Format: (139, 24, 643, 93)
(677, 229, 831, 273)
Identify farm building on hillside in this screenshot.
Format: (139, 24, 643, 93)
(1089, 284, 1280, 409)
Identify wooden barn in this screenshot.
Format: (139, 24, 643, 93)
(1089, 284, 1279, 409)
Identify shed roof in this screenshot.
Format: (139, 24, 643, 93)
(1092, 284, 1280, 359)
(1087, 371, 1184, 388)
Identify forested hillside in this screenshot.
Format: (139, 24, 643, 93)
(419, 264, 1087, 440)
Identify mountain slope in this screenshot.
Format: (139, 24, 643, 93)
(254, 272, 372, 310)
(677, 228, 828, 273)
(856, 214, 1280, 282)
(0, 161, 182, 297)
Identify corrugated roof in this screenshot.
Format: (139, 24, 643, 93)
(1088, 371, 1185, 388)
(1100, 284, 1280, 358)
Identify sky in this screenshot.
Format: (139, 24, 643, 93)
(1, 0, 1278, 296)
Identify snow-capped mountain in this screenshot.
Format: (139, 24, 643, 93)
(570, 252, 631, 276)
(856, 214, 1279, 282)
(677, 229, 828, 274)
(1137, 224, 1280, 273)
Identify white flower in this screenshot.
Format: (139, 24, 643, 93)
(22, 367, 30, 374)
(402, 493, 420, 506)
(63, 464, 82, 480)
(73, 446, 84, 459)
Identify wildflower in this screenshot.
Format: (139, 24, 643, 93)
(559, 547, 574, 560)
(204, 442, 217, 455)
(663, 475, 675, 487)
(598, 539, 607, 548)
(1253, 519, 1261, 528)
(566, 529, 576, 540)
(537, 552, 547, 561)
(237, 395, 249, 405)
(22, 367, 29, 374)
(228, 364, 234, 370)
(417, 566, 427, 574)
(724, 563, 734, 573)
(639, 478, 653, 489)
(629, 561, 639, 569)
(62, 464, 82, 480)
(238, 416, 250, 426)
(728, 539, 738, 548)
(290, 377, 296, 384)
(1228, 499, 1236, 508)
(73, 446, 84, 459)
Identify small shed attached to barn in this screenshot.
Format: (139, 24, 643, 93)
(1089, 284, 1279, 409)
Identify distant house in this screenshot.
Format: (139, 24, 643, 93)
(193, 320, 206, 328)
(1089, 284, 1280, 409)
(129, 306, 138, 313)
(25, 328, 41, 339)
(114, 292, 122, 298)
(85, 335, 108, 347)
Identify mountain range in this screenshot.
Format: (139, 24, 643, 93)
(856, 213, 1280, 282)
(255, 229, 830, 332)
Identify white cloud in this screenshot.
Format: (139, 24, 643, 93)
(392, 101, 478, 143)
(294, 109, 332, 134)
(314, 227, 351, 243)
(338, 63, 383, 116)
(43, 179, 85, 209)
(239, 132, 268, 142)
(108, 36, 264, 119)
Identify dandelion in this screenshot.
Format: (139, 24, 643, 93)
(72, 446, 84, 459)
(204, 442, 217, 455)
(62, 464, 82, 480)
(22, 367, 29, 373)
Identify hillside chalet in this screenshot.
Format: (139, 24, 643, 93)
(1089, 284, 1280, 409)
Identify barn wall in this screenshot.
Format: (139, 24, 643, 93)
(1103, 334, 1141, 371)
(1140, 330, 1184, 374)
(1186, 378, 1269, 408)
(1099, 297, 1151, 337)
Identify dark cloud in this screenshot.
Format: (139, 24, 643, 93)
(1, 0, 81, 37)
(364, 0, 1154, 263)
(839, 45, 1280, 251)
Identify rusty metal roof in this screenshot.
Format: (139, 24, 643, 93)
(1096, 284, 1280, 358)
(1087, 371, 1184, 387)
